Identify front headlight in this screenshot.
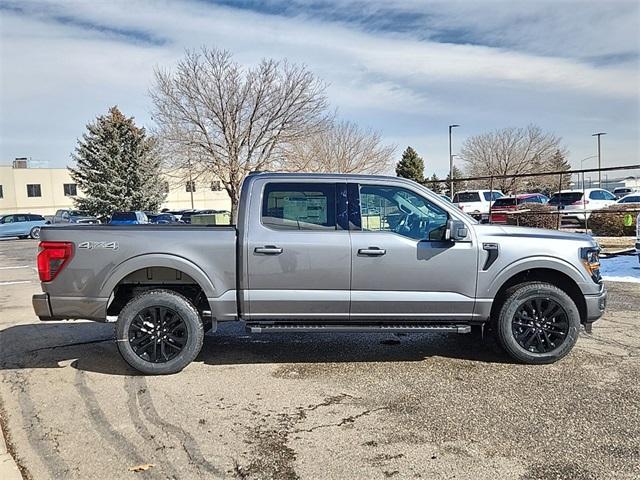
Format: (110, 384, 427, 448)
(580, 247, 601, 283)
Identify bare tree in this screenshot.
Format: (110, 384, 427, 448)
(151, 48, 329, 220)
(459, 125, 567, 193)
(283, 120, 395, 174)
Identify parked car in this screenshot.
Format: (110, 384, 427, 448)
(109, 211, 149, 225)
(548, 189, 617, 221)
(52, 209, 100, 225)
(33, 172, 606, 374)
(0, 213, 48, 239)
(616, 193, 640, 205)
(489, 194, 549, 224)
(147, 213, 181, 224)
(175, 209, 200, 223)
(453, 190, 504, 216)
(613, 187, 637, 199)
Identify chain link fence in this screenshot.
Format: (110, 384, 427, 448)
(428, 164, 640, 236)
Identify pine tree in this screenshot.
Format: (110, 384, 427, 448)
(69, 106, 167, 218)
(445, 166, 465, 195)
(428, 173, 443, 193)
(395, 146, 424, 183)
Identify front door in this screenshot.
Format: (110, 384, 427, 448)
(349, 182, 478, 321)
(245, 179, 351, 320)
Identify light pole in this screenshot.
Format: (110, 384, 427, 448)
(592, 132, 606, 185)
(449, 124, 460, 199)
(580, 155, 597, 190)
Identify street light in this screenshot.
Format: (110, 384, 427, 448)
(592, 132, 606, 185)
(580, 155, 597, 190)
(449, 124, 460, 199)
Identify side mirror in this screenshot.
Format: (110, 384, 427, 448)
(446, 219, 468, 241)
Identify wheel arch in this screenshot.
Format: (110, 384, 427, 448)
(101, 254, 217, 318)
(101, 254, 216, 298)
(489, 267, 588, 324)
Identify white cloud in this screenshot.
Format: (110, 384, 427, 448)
(0, 0, 638, 175)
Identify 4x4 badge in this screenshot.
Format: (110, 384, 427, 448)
(78, 241, 119, 251)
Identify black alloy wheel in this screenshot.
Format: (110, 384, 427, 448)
(511, 298, 569, 354)
(128, 306, 188, 363)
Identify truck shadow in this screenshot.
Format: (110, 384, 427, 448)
(0, 321, 510, 376)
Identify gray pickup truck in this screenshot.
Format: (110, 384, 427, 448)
(33, 173, 607, 374)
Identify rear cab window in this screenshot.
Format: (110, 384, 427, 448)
(262, 183, 337, 230)
(453, 192, 481, 203)
(549, 192, 583, 205)
(492, 198, 517, 208)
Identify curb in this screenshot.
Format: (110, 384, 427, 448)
(0, 417, 22, 480)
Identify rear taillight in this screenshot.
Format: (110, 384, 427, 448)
(37, 242, 73, 282)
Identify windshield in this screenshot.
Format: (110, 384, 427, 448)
(111, 212, 136, 221)
(549, 192, 583, 205)
(619, 196, 640, 203)
(453, 192, 480, 203)
(69, 210, 89, 216)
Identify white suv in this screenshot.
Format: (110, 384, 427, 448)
(549, 188, 617, 221)
(453, 190, 504, 216)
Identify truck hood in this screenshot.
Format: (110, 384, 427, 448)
(474, 223, 595, 244)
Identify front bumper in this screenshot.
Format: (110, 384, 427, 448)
(584, 283, 607, 323)
(32, 293, 55, 320)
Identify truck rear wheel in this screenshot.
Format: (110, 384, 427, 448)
(496, 282, 580, 364)
(116, 289, 204, 375)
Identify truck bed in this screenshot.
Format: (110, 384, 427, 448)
(36, 224, 237, 321)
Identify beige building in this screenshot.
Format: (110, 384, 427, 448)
(0, 160, 231, 216)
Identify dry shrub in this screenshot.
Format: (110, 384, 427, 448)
(506, 203, 559, 230)
(589, 204, 640, 237)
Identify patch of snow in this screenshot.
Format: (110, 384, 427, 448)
(600, 254, 640, 284)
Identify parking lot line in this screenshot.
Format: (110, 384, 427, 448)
(0, 266, 31, 271)
(0, 281, 32, 286)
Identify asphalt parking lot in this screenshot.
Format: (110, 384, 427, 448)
(0, 239, 639, 480)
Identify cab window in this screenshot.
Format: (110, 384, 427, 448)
(358, 185, 448, 240)
(262, 183, 336, 230)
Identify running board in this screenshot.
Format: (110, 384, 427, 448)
(245, 323, 471, 334)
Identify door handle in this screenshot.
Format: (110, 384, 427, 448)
(254, 246, 283, 255)
(358, 247, 386, 256)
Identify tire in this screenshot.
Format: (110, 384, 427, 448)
(29, 226, 41, 239)
(116, 289, 204, 375)
(496, 282, 580, 364)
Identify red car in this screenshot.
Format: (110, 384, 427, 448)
(489, 194, 549, 224)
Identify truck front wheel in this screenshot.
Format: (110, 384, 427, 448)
(116, 289, 204, 375)
(496, 282, 580, 364)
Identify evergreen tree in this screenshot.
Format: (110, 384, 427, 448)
(395, 146, 424, 183)
(533, 149, 572, 194)
(428, 173, 443, 193)
(69, 106, 167, 218)
(445, 165, 465, 195)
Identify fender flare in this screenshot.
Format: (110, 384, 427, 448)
(484, 256, 589, 298)
(99, 253, 217, 299)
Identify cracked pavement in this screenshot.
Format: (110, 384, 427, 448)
(1, 239, 639, 479)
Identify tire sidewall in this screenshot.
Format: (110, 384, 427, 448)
(29, 226, 40, 239)
(497, 283, 580, 364)
(116, 290, 204, 375)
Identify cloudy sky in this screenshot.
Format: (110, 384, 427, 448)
(1, 0, 639, 176)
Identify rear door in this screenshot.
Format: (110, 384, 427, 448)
(0, 215, 17, 236)
(349, 181, 478, 321)
(245, 179, 351, 320)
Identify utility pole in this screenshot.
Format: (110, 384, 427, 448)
(592, 132, 606, 185)
(449, 124, 460, 199)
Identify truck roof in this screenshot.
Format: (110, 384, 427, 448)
(247, 171, 404, 182)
